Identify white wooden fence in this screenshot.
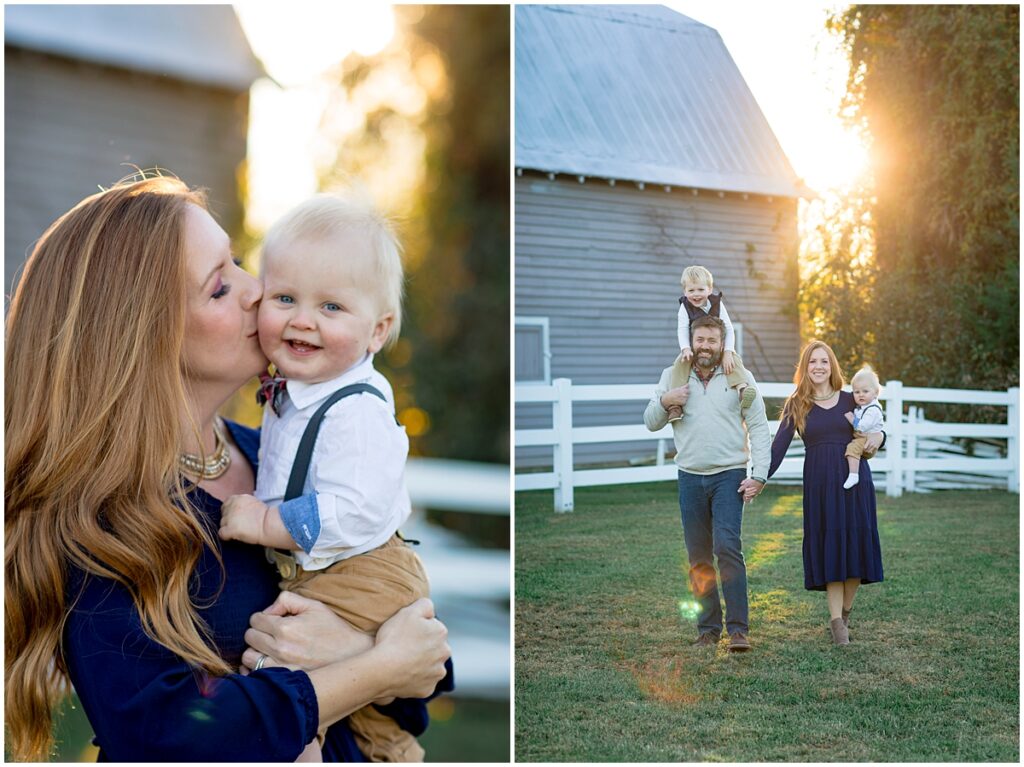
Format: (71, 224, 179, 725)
(405, 459, 509, 697)
(515, 379, 1019, 511)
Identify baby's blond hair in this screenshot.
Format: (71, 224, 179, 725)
(851, 365, 881, 393)
(680, 265, 714, 289)
(262, 193, 404, 346)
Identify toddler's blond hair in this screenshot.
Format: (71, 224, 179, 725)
(680, 265, 714, 289)
(262, 193, 404, 346)
(851, 365, 881, 394)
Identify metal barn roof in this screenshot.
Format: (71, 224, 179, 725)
(4, 5, 263, 91)
(515, 5, 804, 198)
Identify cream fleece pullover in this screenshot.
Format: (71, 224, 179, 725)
(643, 364, 771, 480)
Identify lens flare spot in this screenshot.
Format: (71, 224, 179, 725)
(689, 566, 717, 597)
(428, 696, 455, 722)
(677, 599, 701, 620)
(625, 658, 701, 704)
(188, 708, 213, 723)
(399, 406, 431, 437)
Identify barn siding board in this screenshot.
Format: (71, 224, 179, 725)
(5, 48, 249, 295)
(515, 174, 799, 468)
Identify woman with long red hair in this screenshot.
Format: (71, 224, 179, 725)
(5, 176, 450, 761)
(768, 340, 885, 645)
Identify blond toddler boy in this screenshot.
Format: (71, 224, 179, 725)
(668, 265, 756, 422)
(843, 365, 885, 490)
(219, 195, 433, 762)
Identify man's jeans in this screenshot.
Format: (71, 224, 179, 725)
(678, 468, 749, 637)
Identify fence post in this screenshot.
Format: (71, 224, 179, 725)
(552, 377, 574, 512)
(905, 406, 917, 493)
(1008, 387, 1019, 493)
(885, 380, 904, 497)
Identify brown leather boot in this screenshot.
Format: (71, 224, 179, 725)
(841, 607, 852, 628)
(830, 617, 849, 645)
(667, 404, 683, 423)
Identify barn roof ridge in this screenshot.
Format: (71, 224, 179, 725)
(515, 4, 806, 199)
(4, 5, 264, 91)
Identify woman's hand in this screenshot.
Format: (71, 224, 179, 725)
(373, 599, 451, 700)
(862, 431, 884, 458)
(241, 591, 373, 672)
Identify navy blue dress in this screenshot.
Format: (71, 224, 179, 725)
(62, 421, 446, 762)
(768, 391, 884, 591)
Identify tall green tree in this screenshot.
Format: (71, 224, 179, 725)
(819, 5, 1018, 392)
(321, 6, 510, 463)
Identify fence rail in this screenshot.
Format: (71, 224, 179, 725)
(515, 379, 1019, 511)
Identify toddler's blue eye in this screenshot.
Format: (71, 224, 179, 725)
(278, 295, 294, 304)
(324, 302, 341, 312)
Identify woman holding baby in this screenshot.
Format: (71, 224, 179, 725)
(768, 340, 885, 646)
(5, 176, 450, 760)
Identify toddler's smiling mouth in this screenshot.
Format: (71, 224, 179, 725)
(287, 340, 321, 353)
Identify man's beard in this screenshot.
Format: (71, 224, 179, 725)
(694, 349, 722, 370)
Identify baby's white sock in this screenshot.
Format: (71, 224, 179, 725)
(843, 474, 859, 490)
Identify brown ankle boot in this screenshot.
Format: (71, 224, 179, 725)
(841, 607, 851, 628)
(830, 617, 850, 646)
(667, 404, 683, 423)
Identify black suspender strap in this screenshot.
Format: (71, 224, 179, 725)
(283, 383, 387, 502)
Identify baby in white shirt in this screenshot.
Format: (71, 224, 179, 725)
(843, 365, 885, 490)
(219, 194, 431, 763)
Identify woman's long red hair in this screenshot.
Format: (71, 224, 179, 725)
(5, 177, 231, 760)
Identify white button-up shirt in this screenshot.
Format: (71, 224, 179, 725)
(851, 399, 885, 433)
(255, 354, 411, 571)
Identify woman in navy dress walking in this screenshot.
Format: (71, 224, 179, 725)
(768, 341, 884, 645)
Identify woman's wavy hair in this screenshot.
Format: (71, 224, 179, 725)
(5, 175, 231, 760)
(780, 340, 846, 436)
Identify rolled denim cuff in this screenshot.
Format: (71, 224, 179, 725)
(278, 494, 321, 554)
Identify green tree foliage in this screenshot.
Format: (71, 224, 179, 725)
(816, 5, 1019, 393)
(799, 190, 877, 378)
(321, 6, 510, 463)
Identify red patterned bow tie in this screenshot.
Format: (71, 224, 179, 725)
(257, 372, 288, 417)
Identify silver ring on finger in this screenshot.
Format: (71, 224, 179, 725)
(254, 653, 268, 672)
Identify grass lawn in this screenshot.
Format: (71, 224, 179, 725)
(515, 483, 1019, 762)
(48, 694, 508, 762)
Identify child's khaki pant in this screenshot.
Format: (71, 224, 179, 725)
(846, 432, 874, 459)
(282, 534, 431, 762)
(669, 351, 750, 390)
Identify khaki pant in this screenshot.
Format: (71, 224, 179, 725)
(282, 535, 431, 762)
(669, 351, 750, 391)
(846, 431, 879, 459)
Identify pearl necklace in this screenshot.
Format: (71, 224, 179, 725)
(811, 389, 837, 401)
(179, 420, 231, 480)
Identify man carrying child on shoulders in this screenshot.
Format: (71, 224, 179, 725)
(644, 314, 771, 652)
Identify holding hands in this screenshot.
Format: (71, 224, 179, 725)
(737, 477, 765, 503)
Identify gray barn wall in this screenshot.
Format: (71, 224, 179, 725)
(5, 48, 250, 297)
(515, 172, 800, 468)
